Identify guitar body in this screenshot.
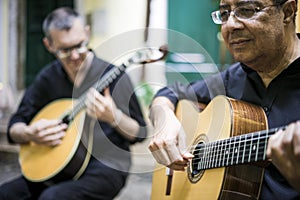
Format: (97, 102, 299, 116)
(151, 96, 268, 200)
(17, 47, 168, 183)
(19, 99, 93, 183)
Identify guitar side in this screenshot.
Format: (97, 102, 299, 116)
(19, 99, 90, 182)
(151, 96, 268, 200)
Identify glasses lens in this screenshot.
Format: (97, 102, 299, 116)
(56, 43, 88, 59)
(211, 11, 223, 24)
(235, 5, 257, 19)
(76, 46, 88, 54)
(56, 51, 69, 59)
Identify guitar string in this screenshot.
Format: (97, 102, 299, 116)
(191, 136, 269, 159)
(189, 126, 283, 155)
(188, 132, 275, 169)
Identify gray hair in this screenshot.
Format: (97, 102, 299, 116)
(42, 7, 84, 41)
(274, 0, 297, 4)
(274, 0, 298, 22)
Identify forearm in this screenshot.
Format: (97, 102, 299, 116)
(111, 109, 140, 142)
(9, 122, 30, 144)
(149, 96, 175, 127)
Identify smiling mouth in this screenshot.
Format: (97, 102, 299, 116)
(230, 39, 251, 46)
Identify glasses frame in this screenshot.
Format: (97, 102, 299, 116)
(211, 1, 287, 25)
(54, 41, 89, 59)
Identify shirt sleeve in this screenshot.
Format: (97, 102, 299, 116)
(7, 71, 51, 143)
(155, 71, 227, 107)
(110, 72, 147, 144)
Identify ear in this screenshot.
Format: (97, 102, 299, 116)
(282, 0, 297, 24)
(43, 37, 55, 53)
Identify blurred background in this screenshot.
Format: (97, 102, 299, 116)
(0, 0, 299, 199)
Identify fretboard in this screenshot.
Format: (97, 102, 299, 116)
(62, 64, 127, 124)
(192, 126, 285, 171)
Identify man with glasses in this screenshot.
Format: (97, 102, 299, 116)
(148, 0, 300, 199)
(0, 7, 147, 199)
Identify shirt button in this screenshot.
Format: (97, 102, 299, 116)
(263, 106, 269, 112)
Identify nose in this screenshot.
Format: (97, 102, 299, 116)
(224, 11, 243, 29)
(69, 48, 81, 60)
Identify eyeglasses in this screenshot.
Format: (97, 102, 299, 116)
(54, 41, 88, 59)
(211, 2, 283, 24)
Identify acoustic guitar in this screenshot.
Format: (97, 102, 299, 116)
(19, 46, 168, 183)
(151, 95, 284, 200)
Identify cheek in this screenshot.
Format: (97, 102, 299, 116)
(256, 26, 284, 51)
(220, 28, 230, 47)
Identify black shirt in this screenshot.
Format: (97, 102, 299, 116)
(156, 57, 300, 199)
(8, 53, 147, 172)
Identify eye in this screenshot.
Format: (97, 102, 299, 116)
(220, 10, 230, 20)
(236, 5, 257, 18)
(59, 49, 70, 54)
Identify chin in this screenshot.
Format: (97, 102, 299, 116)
(232, 51, 253, 63)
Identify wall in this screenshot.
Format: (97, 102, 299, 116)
(0, 0, 8, 84)
(297, 1, 300, 33)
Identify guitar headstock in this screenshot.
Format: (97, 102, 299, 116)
(126, 45, 168, 65)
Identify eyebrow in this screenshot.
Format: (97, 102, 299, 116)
(219, 0, 262, 9)
(60, 41, 85, 51)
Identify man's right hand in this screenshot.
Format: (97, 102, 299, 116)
(148, 97, 194, 171)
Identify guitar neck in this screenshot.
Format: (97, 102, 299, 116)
(62, 64, 127, 124)
(193, 126, 285, 171)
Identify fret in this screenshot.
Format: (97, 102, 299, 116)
(210, 142, 215, 168)
(249, 132, 260, 163)
(224, 138, 229, 166)
(218, 140, 223, 167)
(243, 134, 249, 164)
(231, 136, 237, 165)
(247, 133, 253, 163)
(208, 143, 213, 169)
(241, 134, 246, 164)
(225, 138, 229, 166)
(255, 131, 261, 162)
(226, 138, 233, 166)
(215, 140, 220, 168)
(263, 130, 268, 160)
(236, 135, 241, 165)
(253, 132, 260, 162)
(211, 142, 216, 168)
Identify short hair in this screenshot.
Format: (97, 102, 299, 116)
(42, 7, 83, 41)
(274, 0, 298, 22)
(274, 0, 297, 4)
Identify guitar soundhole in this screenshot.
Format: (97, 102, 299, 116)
(187, 134, 208, 183)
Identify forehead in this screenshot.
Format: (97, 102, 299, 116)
(219, 0, 272, 6)
(50, 19, 87, 47)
